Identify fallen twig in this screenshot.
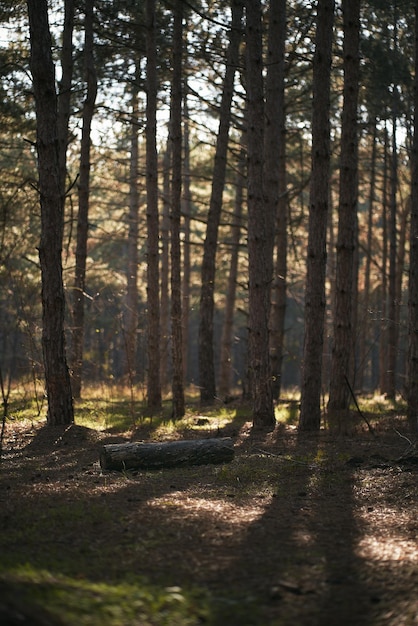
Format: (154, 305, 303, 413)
(345, 375, 376, 437)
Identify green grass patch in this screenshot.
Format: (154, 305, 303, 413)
(0, 563, 265, 626)
(0, 565, 211, 626)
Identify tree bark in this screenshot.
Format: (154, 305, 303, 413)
(407, 0, 418, 434)
(219, 146, 245, 399)
(57, 0, 74, 197)
(379, 125, 390, 394)
(146, 0, 162, 411)
(198, 0, 244, 405)
(328, 0, 360, 432)
(358, 120, 377, 391)
(246, 0, 275, 430)
(160, 142, 171, 391)
(71, 0, 97, 400)
(182, 90, 192, 384)
(265, 0, 287, 402)
(299, 0, 334, 432)
(100, 437, 234, 471)
(170, 0, 185, 419)
(27, 0, 74, 425)
(124, 68, 140, 387)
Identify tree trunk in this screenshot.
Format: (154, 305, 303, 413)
(146, 0, 162, 411)
(328, 0, 360, 432)
(27, 0, 74, 425)
(266, 0, 287, 403)
(170, 0, 185, 419)
(71, 0, 97, 400)
(358, 120, 377, 391)
(379, 125, 390, 393)
(387, 104, 399, 399)
(198, 0, 244, 405)
(182, 90, 192, 385)
(299, 0, 335, 432)
(160, 142, 171, 391)
(124, 69, 140, 387)
(407, 0, 418, 434)
(100, 437, 234, 471)
(219, 146, 245, 399)
(246, 0, 275, 430)
(57, 0, 74, 197)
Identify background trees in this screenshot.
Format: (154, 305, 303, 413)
(2, 0, 417, 432)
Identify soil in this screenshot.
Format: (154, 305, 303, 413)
(0, 410, 417, 625)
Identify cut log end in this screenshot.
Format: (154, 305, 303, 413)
(99, 437, 235, 471)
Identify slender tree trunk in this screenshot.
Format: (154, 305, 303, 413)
(124, 72, 140, 386)
(407, 0, 418, 434)
(57, 0, 74, 197)
(198, 0, 244, 405)
(328, 0, 360, 432)
(170, 0, 185, 419)
(146, 0, 162, 411)
(358, 120, 377, 390)
(387, 106, 399, 399)
(379, 126, 390, 393)
(160, 143, 171, 390)
(219, 146, 245, 399)
(266, 0, 287, 402)
(182, 90, 192, 385)
(299, 0, 334, 432)
(246, 0, 275, 430)
(71, 0, 97, 400)
(27, 0, 74, 425)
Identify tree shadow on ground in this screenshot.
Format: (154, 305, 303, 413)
(1, 418, 417, 625)
(208, 428, 373, 626)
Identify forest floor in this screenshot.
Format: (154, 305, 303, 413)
(0, 396, 417, 626)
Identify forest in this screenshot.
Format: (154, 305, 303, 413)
(1, 1, 418, 625)
(0, 0, 417, 433)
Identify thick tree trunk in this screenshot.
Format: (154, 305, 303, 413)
(27, 0, 74, 426)
(327, 0, 360, 432)
(299, 0, 334, 432)
(246, 0, 275, 430)
(100, 437, 234, 471)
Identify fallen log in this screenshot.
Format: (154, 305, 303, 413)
(99, 437, 234, 471)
